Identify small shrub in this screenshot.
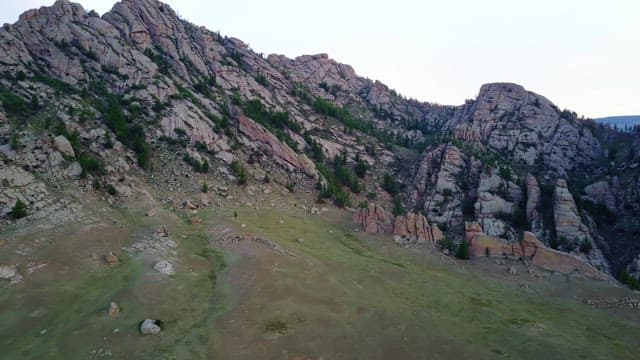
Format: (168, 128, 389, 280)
(354, 159, 368, 178)
(511, 207, 527, 229)
(495, 211, 512, 222)
(106, 184, 117, 196)
(231, 160, 247, 185)
(392, 196, 405, 217)
(263, 319, 288, 334)
(499, 166, 512, 182)
(201, 182, 209, 193)
(104, 134, 114, 149)
(437, 237, 456, 253)
(455, 240, 470, 260)
(579, 239, 593, 254)
(333, 189, 350, 207)
(382, 173, 399, 196)
(10, 200, 28, 219)
(255, 72, 269, 87)
(286, 181, 295, 192)
(620, 270, 640, 290)
(10, 135, 20, 150)
(78, 153, 105, 178)
(366, 191, 377, 200)
(462, 197, 475, 218)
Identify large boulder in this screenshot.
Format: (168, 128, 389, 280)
(153, 260, 175, 276)
(583, 180, 616, 213)
(53, 135, 75, 158)
(140, 319, 161, 335)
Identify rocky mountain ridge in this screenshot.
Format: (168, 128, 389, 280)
(1, 0, 639, 286)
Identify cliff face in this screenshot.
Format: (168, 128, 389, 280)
(0, 0, 637, 281)
(448, 83, 602, 173)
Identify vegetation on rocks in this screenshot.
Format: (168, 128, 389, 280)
(10, 200, 27, 219)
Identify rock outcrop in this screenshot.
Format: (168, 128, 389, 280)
(583, 180, 616, 212)
(392, 212, 444, 244)
(0, 0, 637, 279)
(353, 204, 442, 244)
(467, 231, 606, 280)
(451, 83, 602, 172)
(553, 179, 590, 243)
(352, 203, 393, 235)
(525, 174, 542, 235)
(413, 144, 469, 227)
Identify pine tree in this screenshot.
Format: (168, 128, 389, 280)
(455, 240, 470, 260)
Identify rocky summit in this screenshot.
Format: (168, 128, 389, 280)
(1, 1, 640, 359)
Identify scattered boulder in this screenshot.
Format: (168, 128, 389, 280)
(53, 135, 75, 158)
(104, 252, 119, 266)
(184, 200, 198, 211)
(145, 209, 156, 217)
(108, 302, 120, 317)
(140, 319, 162, 335)
(156, 226, 169, 238)
(153, 260, 175, 276)
(199, 194, 211, 207)
(0, 264, 22, 285)
(67, 162, 82, 177)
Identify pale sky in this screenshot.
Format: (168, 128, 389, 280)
(2, 0, 639, 118)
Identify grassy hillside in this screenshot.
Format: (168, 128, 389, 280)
(1, 198, 639, 359)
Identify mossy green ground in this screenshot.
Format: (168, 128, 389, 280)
(0, 203, 639, 359)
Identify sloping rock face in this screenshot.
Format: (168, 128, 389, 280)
(552, 179, 610, 272)
(467, 231, 607, 280)
(0, 0, 318, 182)
(412, 144, 472, 228)
(583, 180, 616, 212)
(450, 83, 602, 174)
(525, 174, 542, 236)
(238, 116, 316, 177)
(553, 179, 589, 243)
(353, 204, 442, 244)
(267, 54, 456, 131)
(1, 0, 638, 279)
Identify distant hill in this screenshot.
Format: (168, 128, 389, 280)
(595, 115, 640, 131)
